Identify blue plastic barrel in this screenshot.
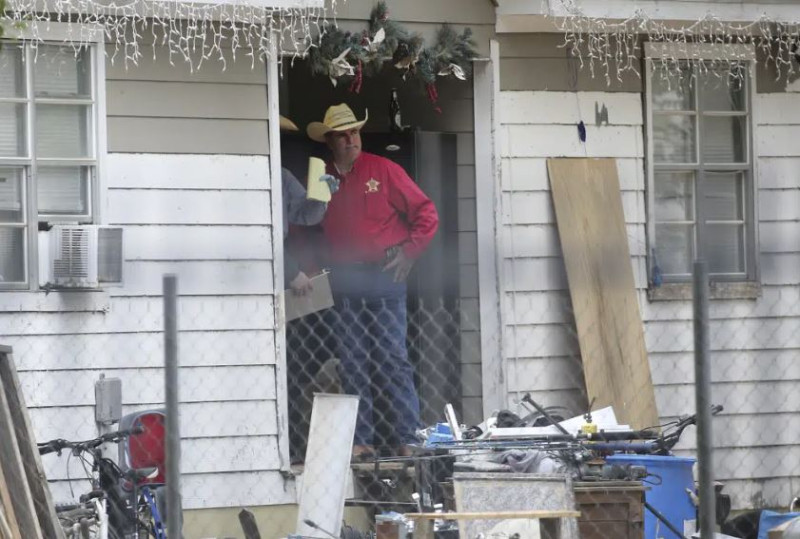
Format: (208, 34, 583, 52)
(606, 454, 696, 539)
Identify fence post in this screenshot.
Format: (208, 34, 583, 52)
(163, 274, 183, 537)
(693, 260, 715, 538)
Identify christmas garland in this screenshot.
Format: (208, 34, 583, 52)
(308, 1, 478, 110)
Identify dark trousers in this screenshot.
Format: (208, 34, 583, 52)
(330, 265, 421, 446)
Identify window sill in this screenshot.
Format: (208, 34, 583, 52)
(0, 290, 111, 313)
(648, 281, 762, 302)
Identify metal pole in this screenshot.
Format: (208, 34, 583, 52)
(693, 261, 715, 538)
(164, 274, 183, 538)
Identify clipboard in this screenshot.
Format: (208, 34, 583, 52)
(285, 271, 334, 322)
(306, 157, 331, 202)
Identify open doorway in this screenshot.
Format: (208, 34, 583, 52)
(279, 59, 482, 462)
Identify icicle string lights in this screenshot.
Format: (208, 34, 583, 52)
(544, 0, 800, 85)
(1, 0, 342, 71)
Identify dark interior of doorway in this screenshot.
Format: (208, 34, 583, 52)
(280, 59, 465, 461)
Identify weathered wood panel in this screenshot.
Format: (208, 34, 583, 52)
(645, 317, 800, 353)
(108, 190, 271, 225)
(547, 158, 657, 429)
(756, 126, 800, 157)
(759, 189, 800, 221)
(107, 117, 269, 155)
(499, 58, 642, 93)
(649, 349, 800, 385)
(107, 153, 271, 190)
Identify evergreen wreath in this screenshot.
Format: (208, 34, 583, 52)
(307, 1, 477, 110)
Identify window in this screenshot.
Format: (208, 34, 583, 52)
(0, 40, 102, 289)
(645, 44, 757, 285)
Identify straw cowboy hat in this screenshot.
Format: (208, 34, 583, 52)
(279, 115, 299, 132)
(307, 104, 369, 143)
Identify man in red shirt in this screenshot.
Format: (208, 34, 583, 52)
(307, 104, 439, 458)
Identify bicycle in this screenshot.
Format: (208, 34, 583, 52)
(39, 428, 167, 539)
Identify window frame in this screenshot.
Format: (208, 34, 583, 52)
(0, 25, 107, 291)
(644, 43, 760, 288)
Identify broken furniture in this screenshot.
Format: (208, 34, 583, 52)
(453, 472, 579, 539)
(0, 345, 63, 539)
(574, 481, 646, 539)
(405, 510, 581, 539)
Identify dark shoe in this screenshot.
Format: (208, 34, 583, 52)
(352, 444, 376, 462)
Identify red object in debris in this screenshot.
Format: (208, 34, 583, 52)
(128, 412, 167, 487)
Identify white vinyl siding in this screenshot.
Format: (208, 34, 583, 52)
(497, 34, 800, 508)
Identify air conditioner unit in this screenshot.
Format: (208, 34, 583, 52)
(39, 225, 124, 289)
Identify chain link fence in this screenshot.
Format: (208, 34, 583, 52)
(3, 255, 799, 539)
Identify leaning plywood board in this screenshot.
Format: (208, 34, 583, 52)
(0, 346, 64, 539)
(547, 159, 659, 430)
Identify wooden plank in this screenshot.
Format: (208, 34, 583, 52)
(107, 153, 271, 190)
(107, 117, 269, 155)
(0, 353, 54, 539)
(6, 330, 276, 371)
(105, 45, 267, 84)
(18, 365, 276, 407)
(115, 260, 274, 296)
(107, 80, 269, 120)
(762, 253, 800, 285)
(124, 225, 273, 261)
(502, 157, 645, 192)
(547, 158, 658, 430)
(108, 189, 271, 225)
(499, 92, 643, 126)
(0, 428, 21, 539)
(504, 125, 644, 158)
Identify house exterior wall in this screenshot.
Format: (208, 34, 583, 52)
(1, 42, 289, 510)
(496, 32, 800, 510)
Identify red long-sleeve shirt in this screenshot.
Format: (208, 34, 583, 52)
(322, 152, 439, 264)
